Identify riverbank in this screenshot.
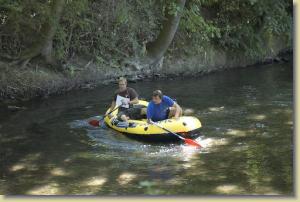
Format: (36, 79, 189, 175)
(0, 48, 292, 103)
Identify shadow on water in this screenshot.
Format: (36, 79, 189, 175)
(0, 62, 293, 195)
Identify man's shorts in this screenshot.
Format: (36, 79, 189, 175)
(117, 105, 144, 120)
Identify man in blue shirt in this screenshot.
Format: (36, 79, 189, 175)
(147, 90, 182, 123)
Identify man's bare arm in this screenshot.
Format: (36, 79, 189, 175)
(173, 103, 182, 118)
(129, 97, 139, 105)
(106, 101, 116, 114)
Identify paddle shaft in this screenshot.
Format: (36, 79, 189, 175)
(89, 105, 121, 126)
(151, 121, 202, 147)
(101, 105, 121, 121)
(151, 121, 184, 140)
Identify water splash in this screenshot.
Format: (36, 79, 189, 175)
(69, 118, 209, 164)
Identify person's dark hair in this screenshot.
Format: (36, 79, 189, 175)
(152, 90, 163, 99)
(118, 77, 127, 83)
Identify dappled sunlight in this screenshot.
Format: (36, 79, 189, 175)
(165, 178, 184, 186)
(75, 176, 108, 195)
(253, 186, 280, 195)
(50, 167, 69, 177)
(177, 144, 205, 169)
(1, 135, 27, 144)
(82, 176, 107, 187)
(181, 161, 194, 170)
(193, 137, 231, 154)
(271, 108, 293, 115)
(9, 163, 26, 172)
(214, 184, 245, 194)
(23, 153, 42, 161)
(181, 144, 201, 156)
(152, 165, 170, 173)
(283, 108, 293, 115)
(26, 183, 62, 195)
(117, 172, 137, 186)
(182, 108, 195, 116)
(232, 144, 249, 152)
(246, 114, 266, 121)
(63, 157, 73, 163)
(199, 137, 229, 148)
(226, 129, 247, 137)
(208, 106, 225, 112)
(9, 153, 42, 172)
(138, 180, 164, 195)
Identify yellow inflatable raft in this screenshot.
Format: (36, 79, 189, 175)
(104, 100, 202, 142)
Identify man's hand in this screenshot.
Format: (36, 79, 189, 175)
(172, 116, 179, 120)
(105, 109, 112, 115)
(173, 112, 180, 119)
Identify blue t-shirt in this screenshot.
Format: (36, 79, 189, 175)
(147, 95, 175, 122)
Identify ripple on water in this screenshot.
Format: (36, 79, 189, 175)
(68, 118, 209, 161)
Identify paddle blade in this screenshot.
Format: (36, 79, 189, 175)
(88, 120, 100, 127)
(184, 138, 202, 148)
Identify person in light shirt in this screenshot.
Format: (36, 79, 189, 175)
(107, 77, 140, 122)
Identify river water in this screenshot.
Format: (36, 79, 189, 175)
(0, 62, 293, 195)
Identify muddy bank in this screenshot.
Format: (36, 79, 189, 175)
(0, 48, 292, 103)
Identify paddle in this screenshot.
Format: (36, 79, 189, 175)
(150, 120, 202, 148)
(88, 105, 121, 127)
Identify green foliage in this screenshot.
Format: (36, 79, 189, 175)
(0, 0, 162, 63)
(53, 0, 161, 63)
(176, 0, 292, 58)
(0, 0, 293, 64)
(0, 0, 51, 57)
(166, 1, 183, 16)
(53, 0, 89, 60)
(179, 3, 221, 55)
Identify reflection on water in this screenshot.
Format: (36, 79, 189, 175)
(0, 62, 293, 195)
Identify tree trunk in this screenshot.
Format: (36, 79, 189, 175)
(18, 0, 65, 64)
(145, 0, 186, 65)
(41, 0, 65, 64)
